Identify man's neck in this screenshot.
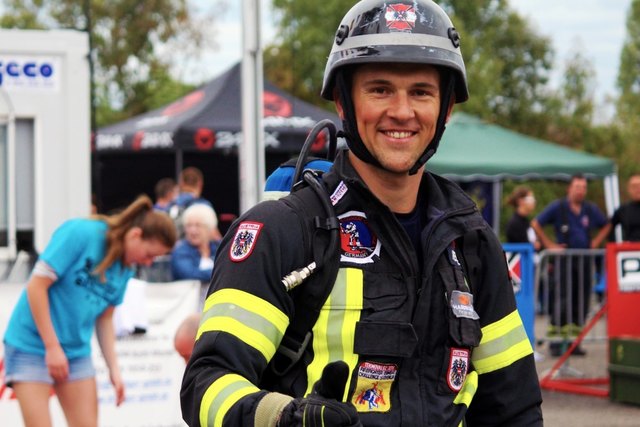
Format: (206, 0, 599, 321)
(568, 198, 583, 214)
(349, 152, 422, 213)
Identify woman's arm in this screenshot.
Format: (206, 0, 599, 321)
(26, 274, 68, 382)
(171, 243, 211, 282)
(96, 306, 125, 406)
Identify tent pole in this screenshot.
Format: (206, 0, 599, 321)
(239, 0, 265, 213)
(604, 172, 621, 242)
(175, 149, 183, 180)
(492, 180, 502, 234)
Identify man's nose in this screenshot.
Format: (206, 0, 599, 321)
(388, 93, 415, 120)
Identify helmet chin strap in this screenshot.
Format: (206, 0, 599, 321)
(408, 75, 455, 175)
(336, 72, 383, 169)
(337, 71, 456, 176)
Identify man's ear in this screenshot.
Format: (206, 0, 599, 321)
(334, 88, 345, 120)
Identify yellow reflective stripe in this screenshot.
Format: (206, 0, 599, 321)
(305, 268, 363, 397)
(453, 371, 478, 407)
(341, 268, 364, 401)
(202, 288, 289, 331)
(472, 310, 533, 374)
(199, 288, 289, 361)
(200, 374, 259, 427)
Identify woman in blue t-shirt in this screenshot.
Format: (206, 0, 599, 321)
(3, 194, 177, 427)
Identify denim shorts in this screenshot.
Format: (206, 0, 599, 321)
(3, 344, 96, 387)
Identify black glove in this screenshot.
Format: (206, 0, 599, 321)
(277, 361, 362, 427)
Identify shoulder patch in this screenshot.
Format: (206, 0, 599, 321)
(229, 221, 263, 262)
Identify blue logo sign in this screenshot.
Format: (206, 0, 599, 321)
(0, 58, 56, 87)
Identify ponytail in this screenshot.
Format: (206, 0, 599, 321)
(93, 194, 177, 280)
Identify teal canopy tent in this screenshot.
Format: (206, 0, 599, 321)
(429, 113, 619, 230)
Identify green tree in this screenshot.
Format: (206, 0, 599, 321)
(265, 0, 347, 108)
(443, 0, 554, 133)
(545, 48, 597, 149)
(0, 0, 209, 127)
(617, 0, 640, 130)
(614, 0, 640, 184)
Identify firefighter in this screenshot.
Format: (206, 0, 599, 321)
(180, 0, 543, 425)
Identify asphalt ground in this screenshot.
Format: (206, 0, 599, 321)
(533, 310, 640, 426)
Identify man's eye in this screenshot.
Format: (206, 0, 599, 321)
(367, 86, 388, 95)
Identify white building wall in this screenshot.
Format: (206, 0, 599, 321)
(0, 29, 90, 255)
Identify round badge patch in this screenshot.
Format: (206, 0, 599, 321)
(338, 211, 381, 264)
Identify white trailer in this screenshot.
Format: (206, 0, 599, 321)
(0, 29, 90, 275)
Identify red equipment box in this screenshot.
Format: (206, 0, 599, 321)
(606, 242, 640, 338)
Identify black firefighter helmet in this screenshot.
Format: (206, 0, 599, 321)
(321, 0, 469, 174)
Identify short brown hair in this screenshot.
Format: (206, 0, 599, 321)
(154, 178, 176, 199)
(180, 167, 203, 188)
(506, 185, 531, 208)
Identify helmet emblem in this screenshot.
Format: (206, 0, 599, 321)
(385, 4, 417, 32)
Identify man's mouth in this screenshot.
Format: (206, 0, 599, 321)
(383, 130, 414, 139)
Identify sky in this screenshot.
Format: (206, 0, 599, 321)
(182, 0, 630, 120)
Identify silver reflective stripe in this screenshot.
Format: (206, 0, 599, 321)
(472, 323, 530, 362)
(200, 302, 284, 352)
(335, 32, 461, 54)
(200, 374, 258, 427)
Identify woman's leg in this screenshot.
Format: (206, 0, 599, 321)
(54, 377, 98, 427)
(12, 382, 53, 427)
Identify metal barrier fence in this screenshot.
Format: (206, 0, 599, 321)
(137, 254, 173, 283)
(535, 248, 607, 343)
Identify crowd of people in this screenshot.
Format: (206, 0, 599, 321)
(1, 165, 222, 426)
(504, 173, 640, 357)
(3, 195, 177, 427)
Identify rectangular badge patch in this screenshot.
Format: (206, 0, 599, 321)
(351, 361, 396, 413)
(450, 290, 480, 320)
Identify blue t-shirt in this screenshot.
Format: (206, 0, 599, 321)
(536, 199, 607, 249)
(3, 219, 134, 358)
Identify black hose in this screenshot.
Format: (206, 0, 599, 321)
(292, 119, 338, 189)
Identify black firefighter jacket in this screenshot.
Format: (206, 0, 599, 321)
(180, 150, 543, 426)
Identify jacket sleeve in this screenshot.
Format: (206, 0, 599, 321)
(180, 200, 308, 427)
(465, 227, 543, 426)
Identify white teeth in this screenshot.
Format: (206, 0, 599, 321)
(385, 131, 412, 139)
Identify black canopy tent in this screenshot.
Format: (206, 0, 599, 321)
(93, 63, 340, 216)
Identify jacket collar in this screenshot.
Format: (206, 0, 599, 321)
(326, 148, 478, 218)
